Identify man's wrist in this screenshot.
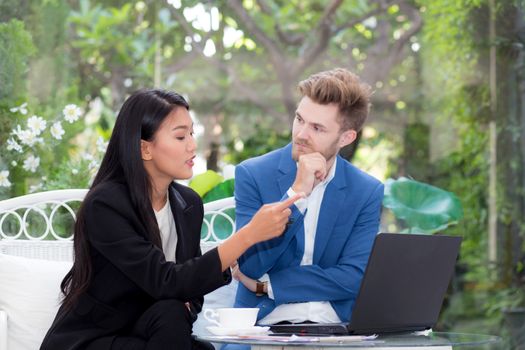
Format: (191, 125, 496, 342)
(255, 280, 268, 296)
(291, 181, 306, 195)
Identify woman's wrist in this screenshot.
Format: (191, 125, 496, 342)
(218, 229, 253, 271)
(236, 224, 256, 248)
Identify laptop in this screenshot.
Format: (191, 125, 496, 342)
(269, 233, 462, 335)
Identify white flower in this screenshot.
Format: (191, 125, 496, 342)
(7, 138, 22, 153)
(72, 169, 79, 175)
(12, 125, 42, 147)
(27, 115, 47, 135)
(11, 161, 17, 167)
(96, 136, 108, 153)
(16, 128, 42, 147)
(63, 104, 82, 123)
(11, 124, 22, 137)
(23, 155, 40, 173)
(0, 170, 11, 187)
(10, 102, 28, 115)
(50, 122, 65, 140)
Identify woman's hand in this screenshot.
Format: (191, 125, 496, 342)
(217, 193, 303, 272)
(244, 193, 304, 244)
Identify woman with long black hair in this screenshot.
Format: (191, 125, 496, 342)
(40, 89, 301, 350)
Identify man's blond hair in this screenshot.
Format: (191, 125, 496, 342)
(298, 68, 372, 131)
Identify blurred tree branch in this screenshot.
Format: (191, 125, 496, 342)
(169, 5, 283, 119)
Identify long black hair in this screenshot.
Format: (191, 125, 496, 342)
(61, 89, 190, 309)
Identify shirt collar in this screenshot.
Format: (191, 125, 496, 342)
(320, 157, 337, 187)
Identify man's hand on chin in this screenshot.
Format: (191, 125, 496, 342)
(292, 152, 327, 196)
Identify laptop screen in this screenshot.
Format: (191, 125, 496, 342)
(347, 233, 462, 334)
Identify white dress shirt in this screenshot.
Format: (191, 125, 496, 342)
(259, 159, 341, 325)
(154, 196, 178, 262)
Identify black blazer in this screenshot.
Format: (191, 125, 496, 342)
(40, 181, 231, 350)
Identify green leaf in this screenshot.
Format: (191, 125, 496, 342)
(383, 177, 463, 234)
(188, 170, 224, 197)
(203, 179, 235, 203)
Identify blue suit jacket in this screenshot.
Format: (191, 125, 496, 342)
(233, 144, 384, 322)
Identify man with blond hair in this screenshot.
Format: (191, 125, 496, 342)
(232, 68, 384, 327)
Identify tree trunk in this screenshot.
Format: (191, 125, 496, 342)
(494, 1, 525, 282)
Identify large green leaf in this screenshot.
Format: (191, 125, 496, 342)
(203, 179, 235, 203)
(188, 170, 224, 197)
(383, 177, 463, 234)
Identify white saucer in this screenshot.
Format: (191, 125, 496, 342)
(206, 326, 270, 336)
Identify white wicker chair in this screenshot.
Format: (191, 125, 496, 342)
(0, 189, 235, 350)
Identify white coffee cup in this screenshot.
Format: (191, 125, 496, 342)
(203, 308, 259, 328)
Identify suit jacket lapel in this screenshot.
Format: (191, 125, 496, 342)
(168, 184, 193, 262)
(277, 144, 297, 197)
(313, 156, 347, 264)
(276, 144, 306, 263)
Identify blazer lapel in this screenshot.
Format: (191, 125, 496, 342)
(277, 144, 297, 197)
(313, 156, 347, 264)
(276, 144, 306, 264)
(168, 184, 193, 262)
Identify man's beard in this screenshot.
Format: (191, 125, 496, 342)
(291, 138, 340, 163)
